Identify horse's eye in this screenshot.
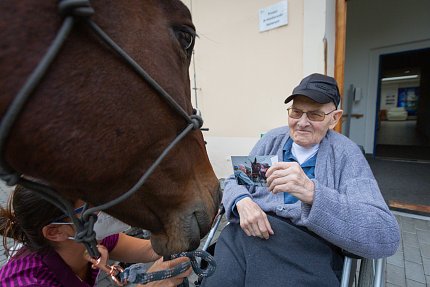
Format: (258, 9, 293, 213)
(175, 28, 195, 52)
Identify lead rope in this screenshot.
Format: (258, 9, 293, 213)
(116, 250, 216, 286)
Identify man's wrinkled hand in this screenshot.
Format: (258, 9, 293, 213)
(266, 162, 315, 204)
(236, 197, 274, 239)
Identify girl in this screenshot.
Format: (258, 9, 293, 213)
(0, 185, 191, 287)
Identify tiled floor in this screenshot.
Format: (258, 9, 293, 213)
(1, 182, 430, 286)
(386, 211, 430, 287)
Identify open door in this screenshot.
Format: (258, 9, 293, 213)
(375, 48, 430, 161)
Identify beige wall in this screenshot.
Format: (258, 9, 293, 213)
(183, 0, 336, 177)
(184, 0, 305, 138)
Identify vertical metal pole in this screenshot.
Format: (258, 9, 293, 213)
(373, 258, 385, 287)
(189, 0, 199, 109)
(345, 84, 355, 137)
(192, 49, 198, 109)
(340, 257, 353, 287)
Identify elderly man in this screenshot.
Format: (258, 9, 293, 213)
(202, 74, 400, 287)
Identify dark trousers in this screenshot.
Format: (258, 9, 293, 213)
(201, 214, 343, 287)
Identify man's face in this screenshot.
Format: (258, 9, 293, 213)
(288, 96, 343, 148)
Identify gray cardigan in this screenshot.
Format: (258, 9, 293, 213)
(223, 126, 400, 259)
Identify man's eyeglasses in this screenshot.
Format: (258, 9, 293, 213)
(287, 108, 336, 122)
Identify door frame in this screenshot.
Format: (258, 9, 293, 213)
(334, 0, 347, 133)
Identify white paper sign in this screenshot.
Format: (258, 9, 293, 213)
(259, 1, 288, 32)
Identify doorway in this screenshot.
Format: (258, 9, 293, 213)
(375, 48, 430, 161)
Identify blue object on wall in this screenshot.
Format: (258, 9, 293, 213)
(398, 87, 419, 116)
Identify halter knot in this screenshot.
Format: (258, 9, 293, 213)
(190, 115, 204, 130)
(58, 0, 95, 17)
(74, 213, 97, 244)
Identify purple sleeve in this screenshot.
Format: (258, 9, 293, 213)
(101, 233, 119, 252)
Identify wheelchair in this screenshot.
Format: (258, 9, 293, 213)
(194, 204, 386, 287)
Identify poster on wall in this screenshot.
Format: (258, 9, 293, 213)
(398, 87, 419, 116)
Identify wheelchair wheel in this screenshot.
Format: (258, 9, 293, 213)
(357, 258, 374, 287)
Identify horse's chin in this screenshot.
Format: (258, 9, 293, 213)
(150, 213, 202, 256)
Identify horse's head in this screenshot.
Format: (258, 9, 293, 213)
(251, 159, 260, 173)
(0, 0, 221, 255)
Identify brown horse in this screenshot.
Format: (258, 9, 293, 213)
(0, 1, 220, 255)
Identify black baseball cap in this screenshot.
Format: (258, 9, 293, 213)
(284, 73, 340, 107)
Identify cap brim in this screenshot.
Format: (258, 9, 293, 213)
(284, 89, 333, 105)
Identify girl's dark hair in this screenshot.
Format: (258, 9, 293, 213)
(0, 185, 64, 257)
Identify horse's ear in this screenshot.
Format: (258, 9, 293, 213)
(253, 158, 257, 164)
